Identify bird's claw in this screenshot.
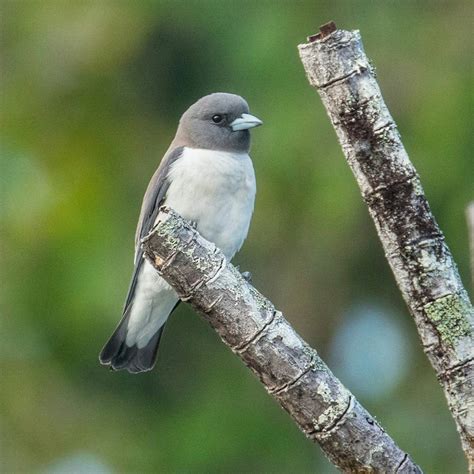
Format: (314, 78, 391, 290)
(241, 271, 252, 283)
(235, 266, 252, 282)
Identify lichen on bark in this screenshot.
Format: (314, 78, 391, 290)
(298, 25, 474, 467)
(424, 293, 472, 346)
(142, 207, 422, 473)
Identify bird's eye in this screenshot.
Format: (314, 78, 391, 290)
(212, 114, 223, 124)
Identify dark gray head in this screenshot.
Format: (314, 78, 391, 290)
(174, 93, 262, 153)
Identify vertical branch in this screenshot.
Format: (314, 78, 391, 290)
(466, 202, 474, 290)
(298, 23, 474, 466)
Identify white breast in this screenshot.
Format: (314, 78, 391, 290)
(163, 147, 256, 259)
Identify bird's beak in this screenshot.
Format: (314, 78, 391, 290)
(230, 113, 263, 131)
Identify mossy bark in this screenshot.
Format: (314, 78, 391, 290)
(298, 27, 474, 467)
(142, 208, 421, 473)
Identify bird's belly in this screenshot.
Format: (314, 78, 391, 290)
(164, 149, 256, 259)
(192, 196, 251, 258)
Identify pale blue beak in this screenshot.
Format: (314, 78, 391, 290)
(230, 113, 263, 131)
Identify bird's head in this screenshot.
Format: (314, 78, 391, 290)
(176, 92, 262, 153)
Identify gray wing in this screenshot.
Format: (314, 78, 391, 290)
(133, 146, 184, 264)
(123, 145, 184, 311)
(99, 146, 184, 372)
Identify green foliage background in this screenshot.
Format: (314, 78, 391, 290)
(1, 1, 472, 472)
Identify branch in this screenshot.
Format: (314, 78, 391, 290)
(466, 202, 474, 290)
(142, 207, 421, 473)
(298, 22, 474, 466)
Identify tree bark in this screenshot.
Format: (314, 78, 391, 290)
(298, 24, 474, 467)
(142, 207, 421, 473)
(466, 202, 474, 290)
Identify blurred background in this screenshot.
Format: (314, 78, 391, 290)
(1, 1, 472, 472)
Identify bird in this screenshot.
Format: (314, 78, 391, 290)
(99, 92, 262, 373)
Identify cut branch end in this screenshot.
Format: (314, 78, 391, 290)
(307, 21, 337, 42)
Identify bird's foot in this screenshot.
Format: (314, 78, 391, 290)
(234, 265, 252, 283)
(241, 271, 252, 283)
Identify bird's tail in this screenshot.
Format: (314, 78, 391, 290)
(99, 308, 165, 374)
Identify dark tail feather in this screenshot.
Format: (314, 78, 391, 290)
(99, 310, 165, 374)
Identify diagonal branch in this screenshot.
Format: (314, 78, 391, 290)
(298, 22, 474, 467)
(142, 207, 421, 473)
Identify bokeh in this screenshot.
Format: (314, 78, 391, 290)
(1, 1, 472, 473)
